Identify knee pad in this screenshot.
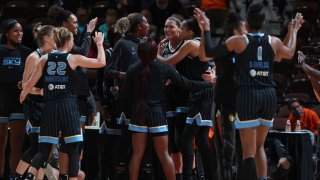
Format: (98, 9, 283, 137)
(30, 143, 52, 169)
(59, 174, 68, 180)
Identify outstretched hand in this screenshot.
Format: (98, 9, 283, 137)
(87, 17, 98, 33)
(93, 31, 104, 45)
(194, 8, 210, 32)
(291, 13, 304, 32)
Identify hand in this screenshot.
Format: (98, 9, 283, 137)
(87, 17, 98, 33)
(194, 8, 210, 31)
(291, 13, 304, 32)
(93, 31, 104, 45)
(118, 72, 126, 79)
(201, 70, 216, 85)
(20, 91, 28, 103)
(278, 157, 291, 170)
(158, 38, 168, 55)
(17, 81, 22, 90)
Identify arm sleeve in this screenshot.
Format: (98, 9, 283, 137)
(71, 34, 91, 56)
(204, 31, 229, 58)
(166, 64, 212, 91)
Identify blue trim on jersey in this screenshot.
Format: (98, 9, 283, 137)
(116, 112, 130, 125)
(243, 35, 249, 45)
(106, 128, 122, 135)
(64, 134, 83, 143)
(149, 125, 168, 133)
(260, 118, 273, 127)
(176, 107, 189, 113)
(67, 54, 72, 61)
(0, 117, 9, 123)
(186, 113, 213, 126)
(39, 136, 59, 144)
(26, 121, 40, 134)
(248, 32, 265, 37)
(234, 116, 273, 129)
(80, 116, 86, 123)
(166, 111, 176, 118)
(128, 124, 148, 133)
(30, 127, 40, 134)
(9, 113, 25, 120)
(268, 35, 272, 45)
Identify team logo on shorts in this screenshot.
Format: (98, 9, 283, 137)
(48, 84, 54, 90)
(250, 69, 257, 77)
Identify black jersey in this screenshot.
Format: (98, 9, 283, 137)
(175, 38, 209, 81)
(162, 40, 185, 58)
(123, 61, 212, 112)
(214, 51, 236, 105)
(71, 35, 91, 97)
(105, 34, 141, 97)
(235, 33, 275, 88)
(43, 52, 77, 101)
(0, 44, 32, 84)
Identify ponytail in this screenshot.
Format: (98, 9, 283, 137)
(135, 39, 158, 120)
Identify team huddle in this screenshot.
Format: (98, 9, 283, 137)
(0, 2, 304, 180)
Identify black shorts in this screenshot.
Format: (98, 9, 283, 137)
(23, 96, 43, 134)
(235, 87, 277, 129)
(0, 85, 25, 123)
(39, 98, 82, 144)
(129, 110, 168, 135)
(186, 87, 215, 127)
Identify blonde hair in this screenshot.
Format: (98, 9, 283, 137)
(32, 23, 55, 47)
(53, 27, 72, 48)
(114, 17, 130, 34)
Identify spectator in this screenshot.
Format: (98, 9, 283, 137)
(265, 137, 293, 180)
(287, 100, 319, 137)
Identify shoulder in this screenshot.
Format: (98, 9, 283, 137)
(27, 51, 40, 60)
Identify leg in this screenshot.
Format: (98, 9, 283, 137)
(63, 142, 80, 180)
(16, 133, 39, 175)
(0, 123, 8, 177)
(129, 133, 147, 180)
(195, 127, 215, 180)
(153, 135, 175, 180)
(239, 127, 257, 180)
(25, 143, 52, 179)
(58, 151, 69, 176)
(177, 123, 198, 180)
(255, 125, 269, 179)
(9, 120, 26, 174)
(235, 130, 244, 180)
(221, 104, 236, 180)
